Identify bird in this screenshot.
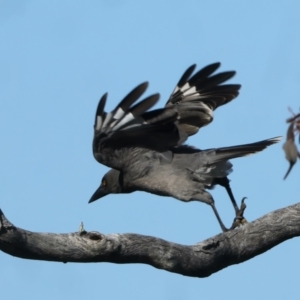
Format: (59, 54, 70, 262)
(90, 63, 242, 213)
(89, 63, 281, 232)
(283, 122, 299, 180)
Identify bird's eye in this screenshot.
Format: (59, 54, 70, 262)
(102, 179, 107, 186)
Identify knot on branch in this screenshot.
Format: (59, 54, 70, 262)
(81, 231, 103, 241)
(202, 239, 220, 251)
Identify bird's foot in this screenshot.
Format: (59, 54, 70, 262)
(230, 197, 247, 229)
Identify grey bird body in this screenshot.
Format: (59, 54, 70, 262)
(90, 139, 280, 206)
(89, 62, 281, 231)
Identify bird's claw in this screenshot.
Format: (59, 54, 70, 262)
(230, 197, 248, 229)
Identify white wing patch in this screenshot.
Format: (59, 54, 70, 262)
(181, 82, 191, 91)
(113, 112, 135, 131)
(183, 86, 197, 96)
(114, 107, 126, 119)
(102, 112, 113, 129)
(96, 116, 103, 130)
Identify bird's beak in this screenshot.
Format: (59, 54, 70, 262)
(88, 186, 108, 203)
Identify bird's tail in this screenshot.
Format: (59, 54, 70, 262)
(210, 136, 282, 163)
(191, 137, 282, 183)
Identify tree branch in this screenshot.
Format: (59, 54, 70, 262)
(1, 203, 300, 278)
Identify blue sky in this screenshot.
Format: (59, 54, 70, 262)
(1, 1, 299, 299)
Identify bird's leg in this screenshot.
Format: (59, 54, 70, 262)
(214, 177, 240, 214)
(218, 177, 248, 225)
(209, 201, 229, 232)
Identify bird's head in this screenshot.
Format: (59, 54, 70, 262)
(89, 169, 123, 203)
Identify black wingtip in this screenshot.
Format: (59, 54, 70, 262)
(177, 64, 197, 87)
(188, 62, 222, 84)
(129, 93, 160, 117)
(94, 93, 107, 127)
(116, 82, 149, 112)
(96, 93, 107, 115)
(266, 136, 283, 144)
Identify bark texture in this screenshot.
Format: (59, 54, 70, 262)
(0, 203, 299, 278)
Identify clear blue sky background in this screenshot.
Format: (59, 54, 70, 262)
(1, 1, 299, 299)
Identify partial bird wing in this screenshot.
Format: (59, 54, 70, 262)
(92, 82, 182, 170)
(165, 62, 241, 137)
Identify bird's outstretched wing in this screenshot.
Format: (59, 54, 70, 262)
(92, 63, 240, 170)
(92, 82, 182, 170)
(165, 62, 241, 137)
